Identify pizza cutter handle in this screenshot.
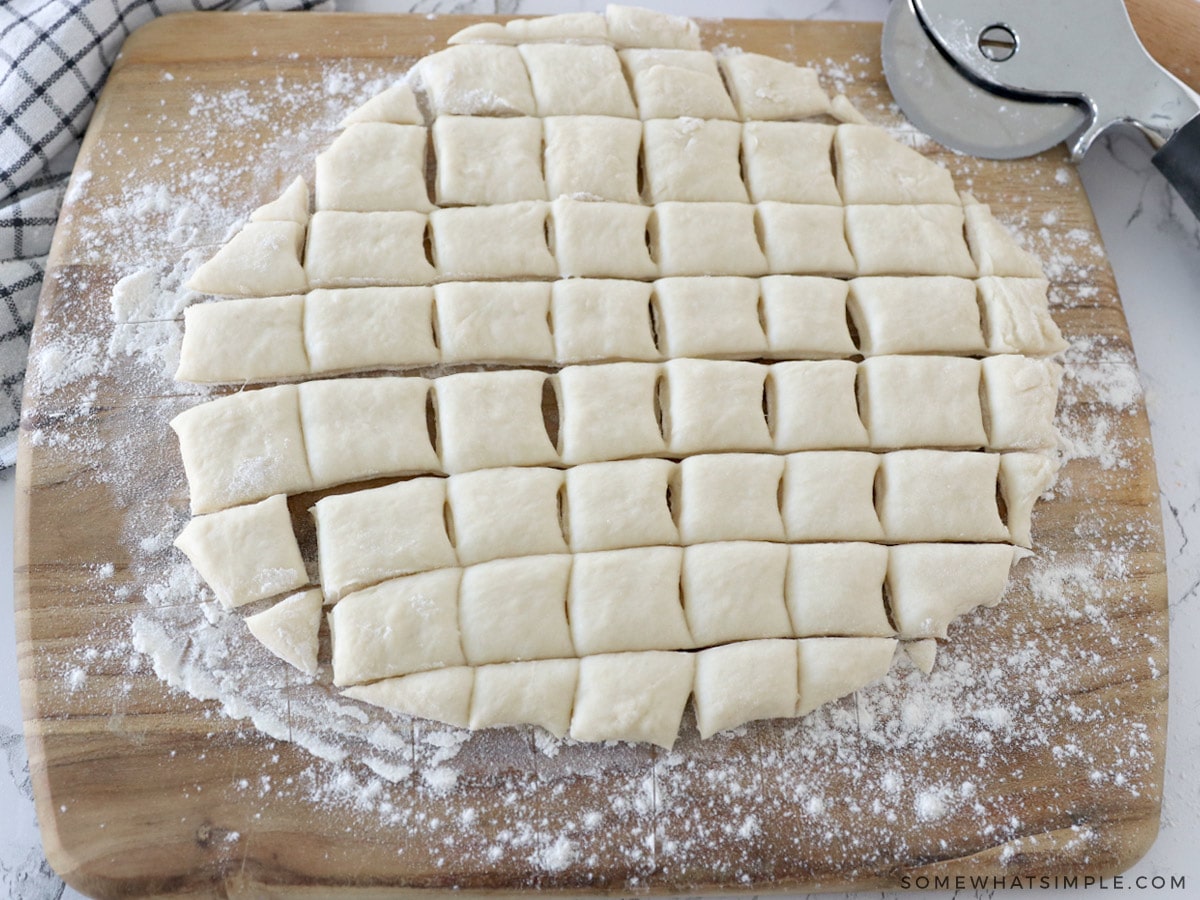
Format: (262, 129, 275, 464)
(1151, 114, 1200, 220)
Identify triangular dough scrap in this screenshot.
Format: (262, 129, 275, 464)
(343, 666, 476, 729)
(338, 83, 423, 128)
(185, 220, 307, 297)
(449, 13, 608, 46)
(796, 637, 897, 717)
(606, 4, 701, 49)
(902, 638, 938, 674)
(248, 176, 309, 224)
(244, 587, 324, 677)
(1000, 451, 1060, 548)
(962, 192, 1046, 277)
(830, 94, 869, 124)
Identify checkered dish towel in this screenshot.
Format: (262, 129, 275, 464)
(0, 0, 333, 469)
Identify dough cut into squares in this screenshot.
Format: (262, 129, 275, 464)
(848, 277, 986, 356)
(834, 125, 959, 205)
(299, 377, 439, 489)
(651, 276, 766, 358)
(606, 5, 701, 50)
(567, 546, 692, 655)
(785, 543, 893, 637)
(555, 362, 665, 464)
(431, 202, 557, 281)
(1000, 452, 1058, 548)
(661, 358, 771, 455)
(858, 355, 987, 449)
(846, 205, 976, 277)
(693, 639, 798, 739)
(759, 276, 857, 359)
(963, 195, 1045, 277)
(519, 44, 636, 117)
(981, 355, 1062, 450)
(630, 64, 737, 120)
(344, 667, 475, 729)
(315, 123, 432, 212)
(177, 294, 308, 383)
(249, 176, 309, 224)
(171, 385, 313, 514)
(795, 637, 896, 716)
(977, 277, 1067, 356)
(304, 286, 439, 374)
(781, 451, 883, 541)
(174, 493, 308, 609)
(305, 211, 435, 288)
(551, 279, 659, 363)
(674, 453, 785, 543)
(650, 202, 768, 277)
(415, 44, 535, 116)
(876, 450, 1009, 542)
(570, 651, 695, 749)
(450, 13, 608, 45)
(470, 659, 580, 737)
(446, 466, 567, 566)
(329, 567, 465, 686)
(768, 360, 869, 451)
(642, 118, 748, 203)
(312, 477, 456, 601)
(434, 281, 554, 364)
(433, 116, 546, 206)
(741, 122, 840, 205)
(564, 458, 678, 552)
(459, 554, 574, 665)
(719, 53, 831, 121)
(186, 220, 307, 297)
(244, 587, 323, 677)
(682, 542, 791, 646)
(757, 203, 856, 276)
(433, 369, 559, 473)
(543, 116, 642, 202)
(887, 543, 1015, 638)
(550, 199, 657, 279)
(338, 83, 423, 127)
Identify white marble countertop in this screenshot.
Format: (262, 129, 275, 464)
(3, 1, 1198, 897)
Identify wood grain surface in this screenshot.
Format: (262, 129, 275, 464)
(15, 12, 1168, 899)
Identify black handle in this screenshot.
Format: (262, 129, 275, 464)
(1152, 113, 1200, 221)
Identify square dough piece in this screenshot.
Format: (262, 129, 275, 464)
(446, 467, 567, 567)
(343, 667, 474, 729)
(177, 294, 308, 383)
(650, 202, 768, 277)
(564, 458, 678, 553)
(570, 651, 695, 749)
(433, 116, 546, 206)
(459, 554, 574, 664)
(434, 281, 554, 364)
(781, 451, 883, 541)
(675, 453, 785, 543)
(555, 362, 666, 465)
(568, 546, 692, 655)
(834, 125, 959, 205)
(642, 118, 748, 203)
(186, 221, 307, 298)
(305, 211, 435, 288)
(858, 356, 987, 450)
(682, 542, 791, 646)
(846, 205, 977, 277)
(551, 279, 659, 363)
(757, 202, 856, 276)
(848, 277, 985, 355)
(741, 122, 840, 205)
(719, 54, 831, 120)
(312, 477, 456, 601)
(796, 637, 897, 716)
(432, 202, 557, 281)
(470, 659, 580, 738)
(605, 5, 701, 50)
(981, 355, 1062, 450)
(299, 377, 439, 489)
(174, 494, 308, 609)
(329, 568, 464, 686)
(551, 199, 657, 279)
(693, 639, 799, 739)
(662, 359, 771, 455)
(876, 450, 1008, 542)
(416, 45, 535, 116)
(759, 276, 857, 359)
(887, 543, 1015, 638)
(519, 44, 636, 117)
(543, 116, 642, 202)
(304, 286, 438, 373)
(977, 277, 1067, 356)
(786, 543, 893, 637)
(651, 276, 766, 359)
(769, 360, 869, 451)
(434, 369, 559, 473)
(622, 50, 736, 120)
(170, 385, 314, 515)
(315, 122, 432, 212)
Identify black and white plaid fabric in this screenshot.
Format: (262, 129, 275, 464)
(0, 0, 333, 468)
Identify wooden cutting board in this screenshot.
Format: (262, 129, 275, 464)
(15, 12, 1168, 898)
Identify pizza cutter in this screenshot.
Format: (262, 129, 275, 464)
(881, 0, 1200, 218)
